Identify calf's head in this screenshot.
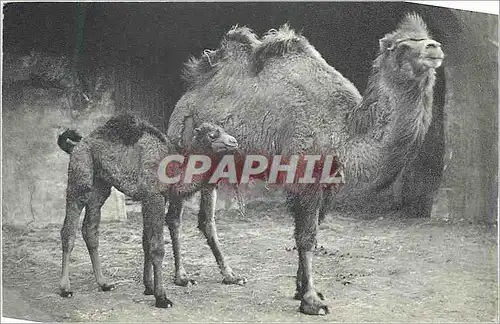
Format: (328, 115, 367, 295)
(191, 123, 239, 154)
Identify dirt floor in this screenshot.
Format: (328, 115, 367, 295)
(2, 199, 498, 322)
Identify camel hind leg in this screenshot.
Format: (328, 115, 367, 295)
(318, 188, 334, 226)
(315, 188, 335, 250)
(81, 181, 114, 292)
(60, 143, 93, 297)
(59, 196, 85, 297)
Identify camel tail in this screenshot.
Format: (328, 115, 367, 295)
(57, 128, 83, 154)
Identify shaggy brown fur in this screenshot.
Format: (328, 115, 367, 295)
(57, 115, 168, 154)
(58, 114, 238, 309)
(182, 25, 261, 89)
(167, 13, 443, 315)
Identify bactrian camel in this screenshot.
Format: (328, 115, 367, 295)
(166, 13, 443, 315)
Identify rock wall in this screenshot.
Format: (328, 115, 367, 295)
(2, 86, 127, 226)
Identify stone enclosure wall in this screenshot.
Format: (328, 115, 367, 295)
(2, 55, 127, 226)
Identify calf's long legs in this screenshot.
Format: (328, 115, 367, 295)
(165, 187, 246, 286)
(198, 187, 247, 285)
(142, 194, 173, 308)
(59, 197, 85, 297)
(81, 184, 114, 292)
(166, 197, 197, 286)
(60, 183, 113, 296)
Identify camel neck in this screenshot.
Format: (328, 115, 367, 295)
(355, 60, 436, 138)
(343, 60, 436, 190)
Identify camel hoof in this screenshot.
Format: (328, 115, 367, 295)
(100, 283, 116, 292)
(174, 277, 197, 287)
(155, 297, 174, 309)
(222, 276, 247, 286)
(60, 290, 74, 298)
(300, 303, 330, 315)
(144, 287, 154, 295)
(299, 292, 330, 315)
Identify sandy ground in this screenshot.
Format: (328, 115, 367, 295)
(2, 200, 498, 322)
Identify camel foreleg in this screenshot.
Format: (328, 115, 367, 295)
(198, 187, 247, 285)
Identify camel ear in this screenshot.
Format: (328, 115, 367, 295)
(379, 37, 395, 52)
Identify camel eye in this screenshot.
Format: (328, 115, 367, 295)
(398, 43, 410, 51)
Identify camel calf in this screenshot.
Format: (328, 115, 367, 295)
(58, 114, 238, 308)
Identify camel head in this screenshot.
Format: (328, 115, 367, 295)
(191, 123, 239, 154)
(378, 13, 444, 79)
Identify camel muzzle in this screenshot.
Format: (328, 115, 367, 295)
(422, 40, 444, 68)
(213, 134, 239, 152)
(223, 135, 239, 148)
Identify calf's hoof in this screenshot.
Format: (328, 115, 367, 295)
(299, 292, 329, 315)
(60, 290, 74, 298)
(144, 287, 154, 295)
(174, 277, 197, 287)
(155, 297, 174, 308)
(222, 276, 247, 286)
(100, 283, 116, 292)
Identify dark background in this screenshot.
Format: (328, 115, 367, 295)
(2, 1, 457, 124)
(2, 2, 497, 223)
